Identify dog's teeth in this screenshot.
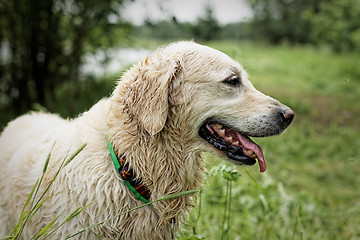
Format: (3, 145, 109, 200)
(215, 123, 223, 129)
(233, 141, 240, 146)
(206, 125, 215, 135)
(247, 150, 256, 158)
(218, 129, 226, 136)
(225, 136, 233, 142)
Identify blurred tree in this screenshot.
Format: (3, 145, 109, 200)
(307, 0, 360, 52)
(138, 20, 189, 39)
(247, 0, 360, 52)
(192, 5, 221, 41)
(0, 0, 131, 115)
(247, 0, 320, 44)
(134, 5, 221, 42)
(138, 19, 193, 40)
(221, 22, 253, 40)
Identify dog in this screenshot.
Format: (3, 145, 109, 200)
(0, 41, 294, 239)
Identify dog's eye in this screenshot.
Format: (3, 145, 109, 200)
(222, 75, 241, 87)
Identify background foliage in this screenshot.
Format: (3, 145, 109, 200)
(247, 0, 360, 52)
(1, 0, 359, 123)
(0, 0, 131, 117)
(178, 41, 360, 239)
(0, 0, 359, 239)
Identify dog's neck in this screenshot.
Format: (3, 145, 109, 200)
(108, 102, 204, 225)
(108, 141, 151, 203)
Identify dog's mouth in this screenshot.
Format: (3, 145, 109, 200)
(199, 122, 266, 172)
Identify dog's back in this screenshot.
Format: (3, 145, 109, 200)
(0, 113, 69, 237)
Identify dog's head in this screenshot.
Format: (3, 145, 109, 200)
(118, 41, 294, 172)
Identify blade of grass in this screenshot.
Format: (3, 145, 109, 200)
(220, 181, 228, 240)
(226, 181, 232, 239)
(242, 168, 264, 194)
(26, 193, 61, 227)
(43, 142, 56, 174)
(221, 180, 232, 240)
(31, 144, 86, 213)
(11, 178, 40, 237)
(30, 145, 87, 239)
(65, 190, 198, 239)
(10, 144, 86, 239)
(88, 229, 102, 240)
(192, 189, 202, 235)
(64, 144, 86, 166)
(292, 204, 304, 240)
(41, 203, 92, 239)
(32, 211, 63, 240)
(28, 146, 53, 211)
(242, 168, 270, 211)
(15, 143, 56, 238)
(64, 206, 89, 223)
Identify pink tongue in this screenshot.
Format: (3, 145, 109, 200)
(235, 132, 267, 173)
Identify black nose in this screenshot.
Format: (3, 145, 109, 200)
(279, 108, 295, 125)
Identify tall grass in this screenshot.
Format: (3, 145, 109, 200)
(178, 41, 360, 240)
(0, 144, 87, 240)
(0, 144, 197, 240)
(1, 41, 359, 239)
(65, 190, 197, 239)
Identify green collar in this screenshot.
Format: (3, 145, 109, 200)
(108, 141, 151, 204)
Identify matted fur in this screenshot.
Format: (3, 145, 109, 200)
(0, 41, 293, 239)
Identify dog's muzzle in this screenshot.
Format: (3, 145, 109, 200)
(199, 107, 294, 172)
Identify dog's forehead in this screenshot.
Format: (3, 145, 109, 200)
(168, 41, 242, 67)
(177, 43, 246, 81)
(191, 43, 240, 64)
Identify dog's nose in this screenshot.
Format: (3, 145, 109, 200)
(279, 108, 294, 125)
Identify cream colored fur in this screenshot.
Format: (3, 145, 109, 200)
(0, 41, 292, 239)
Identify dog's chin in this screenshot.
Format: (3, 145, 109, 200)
(198, 121, 267, 172)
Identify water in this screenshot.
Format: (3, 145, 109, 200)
(81, 47, 152, 77)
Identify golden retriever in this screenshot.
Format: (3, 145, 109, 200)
(0, 41, 294, 239)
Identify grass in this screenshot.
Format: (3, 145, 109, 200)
(0, 144, 88, 240)
(178, 41, 360, 239)
(0, 143, 197, 239)
(1, 40, 359, 239)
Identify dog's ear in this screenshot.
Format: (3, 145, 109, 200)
(125, 50, 182, 135)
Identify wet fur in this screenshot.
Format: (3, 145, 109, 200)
(0, 41, 291, 239)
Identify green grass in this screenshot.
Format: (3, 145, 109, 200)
(178, 41, 360, 239)
(0, 144, 197, 239)
(1, 144, 88, 240)
(1, 40, 359, 239)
